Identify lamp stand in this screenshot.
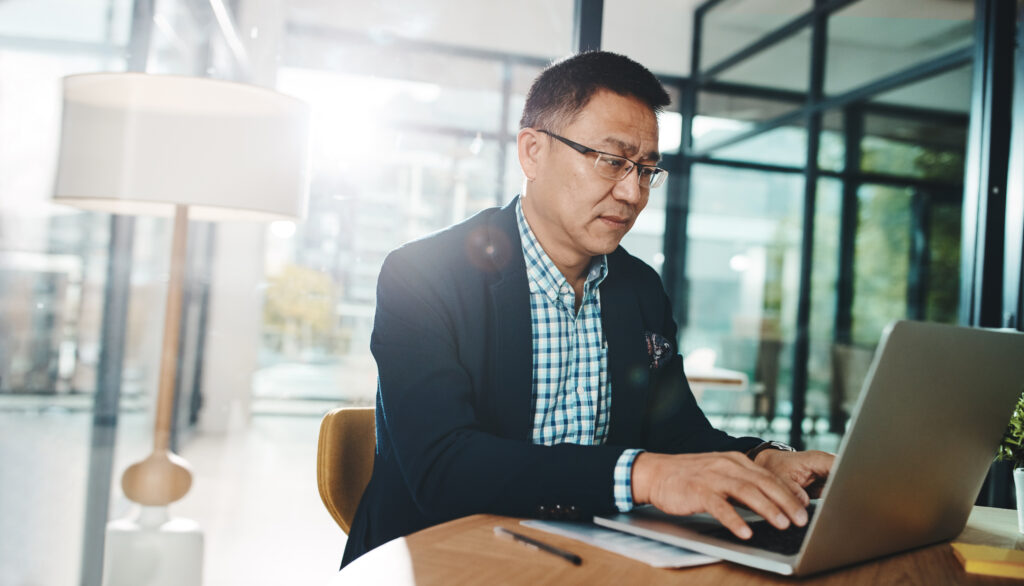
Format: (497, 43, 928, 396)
(103, 204, 203, 586)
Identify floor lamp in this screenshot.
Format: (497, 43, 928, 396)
(52, 73, 310, 586)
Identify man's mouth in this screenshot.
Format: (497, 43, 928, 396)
(599, 215, 631, 228)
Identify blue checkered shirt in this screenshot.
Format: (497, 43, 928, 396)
(516, 201, 641, 512)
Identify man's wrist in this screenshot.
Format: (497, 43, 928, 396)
(614, 449, 644, 512)
(747, 440, 796, 462)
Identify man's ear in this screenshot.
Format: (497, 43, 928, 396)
(517, 128, 544, 182)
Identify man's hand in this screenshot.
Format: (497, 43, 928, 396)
(631, 451, 824, 540)
(753, 449, 834, 499)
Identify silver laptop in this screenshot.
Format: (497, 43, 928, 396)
(596, 320, 1024, 576)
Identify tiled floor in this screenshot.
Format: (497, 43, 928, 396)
(0, 407, 346, 586)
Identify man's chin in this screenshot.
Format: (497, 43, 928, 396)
(585, 238, 625, 256)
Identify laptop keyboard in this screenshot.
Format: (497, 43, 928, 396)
(702, 506, 817, 556)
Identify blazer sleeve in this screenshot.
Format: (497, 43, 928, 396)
(642, 275, 763, 455)
(370, 249, 626, 521)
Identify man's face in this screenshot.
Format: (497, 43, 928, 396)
(520, 89, 660, 270)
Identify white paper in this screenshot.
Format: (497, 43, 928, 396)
(520, 519, 721, 569)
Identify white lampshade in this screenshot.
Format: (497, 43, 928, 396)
(53, 72, 310, 221)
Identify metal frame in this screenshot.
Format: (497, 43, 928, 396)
(833, 105, 861, 347)
(574, 0, 604, 53)
(906, 189, 932, 321)
(959, 0, 1016, 330)
(1010, 3, 1024, 332)
(965, 0, 1019, 510)
(786, 0, 829, 449)
(79, 0, 153, 581)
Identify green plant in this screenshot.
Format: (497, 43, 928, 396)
(997, 391, 1024, 468)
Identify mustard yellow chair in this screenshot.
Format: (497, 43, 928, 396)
(317, 407, 376, 533)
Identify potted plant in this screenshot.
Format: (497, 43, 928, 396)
(997, 391, 1024, 532)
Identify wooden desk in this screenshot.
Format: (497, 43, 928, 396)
(332, 507, 1024, 585)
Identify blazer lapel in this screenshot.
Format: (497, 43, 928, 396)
(601, 255, 650, 447)
(486, 200, 534, 441)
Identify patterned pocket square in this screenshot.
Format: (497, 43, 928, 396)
(644, 330, 673, 369)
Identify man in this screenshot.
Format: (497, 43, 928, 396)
(341, 51, 833, 567)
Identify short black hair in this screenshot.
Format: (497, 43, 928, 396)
(519, 51, 670, 131)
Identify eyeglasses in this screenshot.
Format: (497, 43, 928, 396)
(538, 129, 668, 189)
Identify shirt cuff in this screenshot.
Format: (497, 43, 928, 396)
(613, 448, 644, 512)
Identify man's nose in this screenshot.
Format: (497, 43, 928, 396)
(612, 169, 644, 204)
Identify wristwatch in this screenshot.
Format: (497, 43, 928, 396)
(747, 440, 796, 461)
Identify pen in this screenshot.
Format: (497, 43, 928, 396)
(493, 526, 583, 565)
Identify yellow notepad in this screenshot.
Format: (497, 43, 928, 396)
(951, 543, 1024, 579)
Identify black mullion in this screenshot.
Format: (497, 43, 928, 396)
(497, 58, 513, 203)
(692, 2, 705, 81)
(966, 0, 1016, 509)
(664, 78, 696, 329)
(574, 0, 603, 53)
(960, 0, 1014, 329)
(834, 105, 862, 347)
(789, 0, 828, 450)
(1005, 0, 1024, 332)
(907, 190, 931, 321)
(1014, 2, 1024, 332)
(846, 172, 964, 194)
(862, 102, 970, 127)
(693, 156, 966, 197)
(704, 80, 806, 103)
(661, 10, 703, 331)
(691, 155, 803, 175)
(79, 2, 152, 584)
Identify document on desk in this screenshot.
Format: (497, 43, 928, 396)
(520, 520, 720, 568)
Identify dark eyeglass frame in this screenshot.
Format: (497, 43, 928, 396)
(538, 129, 668, 189)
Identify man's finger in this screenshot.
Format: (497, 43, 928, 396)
(707, 497, 753, 540)
(784, 477, 811, 507)
(726, 480, 792, 530)
(730, 466, 809, 526)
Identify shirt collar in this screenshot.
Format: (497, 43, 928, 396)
(515, 198, 608, 303)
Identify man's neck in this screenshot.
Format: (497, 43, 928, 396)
(519, 199, 592, 290)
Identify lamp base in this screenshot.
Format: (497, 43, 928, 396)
(102, 506, 203, 586)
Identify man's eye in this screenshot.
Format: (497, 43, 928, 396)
(600, 157, 626, 169)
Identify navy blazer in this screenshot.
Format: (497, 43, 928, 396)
(341, 197, 760, 566)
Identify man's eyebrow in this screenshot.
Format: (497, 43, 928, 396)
(601, 137, 662, 164)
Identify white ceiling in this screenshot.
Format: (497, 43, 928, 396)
(277, 0, 977, 112)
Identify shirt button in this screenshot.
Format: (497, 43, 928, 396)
(576, 386, 584, 395)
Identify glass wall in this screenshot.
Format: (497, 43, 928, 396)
(0, 2, 134, 584)
(0, 1, 577, 584)
(684, 0, 974, 447)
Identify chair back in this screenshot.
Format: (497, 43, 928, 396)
(829, 344, 876, 433)
(317, 407, 375, 533)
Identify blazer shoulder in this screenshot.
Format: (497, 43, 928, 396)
(382, 201, 521, 286)
(608, 246, 664, 291)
